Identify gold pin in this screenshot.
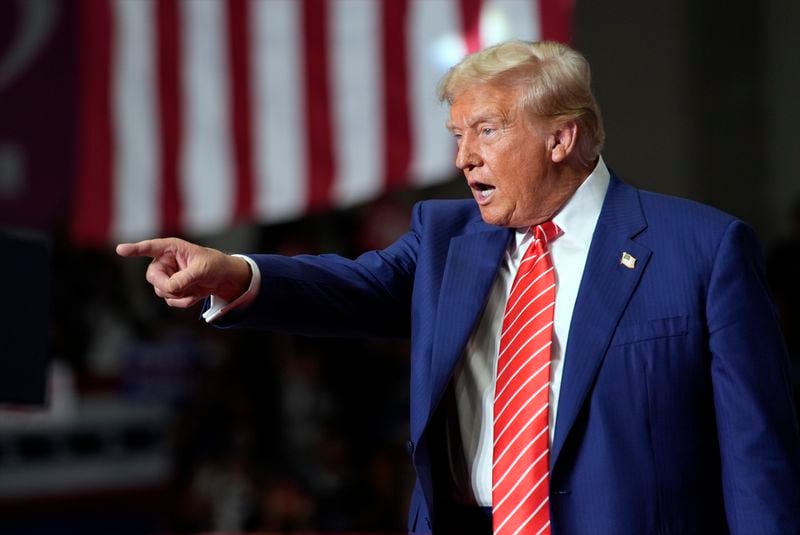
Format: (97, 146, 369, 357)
(620, 252, 636, 269)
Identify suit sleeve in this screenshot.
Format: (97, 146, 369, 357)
(209, 201, 425, 339)
(707, 220, 800, 534)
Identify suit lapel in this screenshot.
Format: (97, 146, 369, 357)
(550, 177, 651, 470)
(424, 222, 512, 427)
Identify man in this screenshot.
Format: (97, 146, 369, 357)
(118, 41, 800, 534)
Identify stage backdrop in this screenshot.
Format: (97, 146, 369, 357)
(5, 0, 572, 247)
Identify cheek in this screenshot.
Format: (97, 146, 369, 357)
(516, 157, 544, 188)
(488, 150, 519, 183)
(505, 162, 533, 194)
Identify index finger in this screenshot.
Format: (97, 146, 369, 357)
(116, 238, 175, 258)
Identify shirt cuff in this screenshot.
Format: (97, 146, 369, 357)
(202, 254, 261, 323)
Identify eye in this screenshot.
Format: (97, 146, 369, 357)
(481, 127, 496, 136)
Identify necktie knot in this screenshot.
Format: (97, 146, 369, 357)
(533, 221, 562, 245)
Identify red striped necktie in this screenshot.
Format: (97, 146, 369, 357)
(493, 221, 561, 535)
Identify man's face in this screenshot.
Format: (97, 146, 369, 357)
(448, 83, 561, 228)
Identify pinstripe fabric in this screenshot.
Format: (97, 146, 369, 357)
(493, 221, 560, 535)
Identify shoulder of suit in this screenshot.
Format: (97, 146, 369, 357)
(619, 183, 756, 261)
(409, 198, 491, 237)
(415, 198, 477, 211)
(414, 198, 482, 222)
(635, 187, 738, 231)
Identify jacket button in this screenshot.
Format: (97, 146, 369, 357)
(405, 439, 415, 456)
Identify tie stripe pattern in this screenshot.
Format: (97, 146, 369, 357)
(493, 221, 561, 535)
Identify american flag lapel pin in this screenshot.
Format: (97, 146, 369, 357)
(620, 252, 636, 269)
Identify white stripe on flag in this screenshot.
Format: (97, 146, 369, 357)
(180, 0, 235, 235)
(481, 0, 541, 46)
(252, 0, 307, 222)
(329, 0, 383, 207)
(112, 0, 159, 242)
(408, 0, 462, 186)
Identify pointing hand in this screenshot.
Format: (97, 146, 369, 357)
(116, 237, 251, 308)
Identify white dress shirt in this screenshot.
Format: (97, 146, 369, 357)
(454, 157, 610, 505)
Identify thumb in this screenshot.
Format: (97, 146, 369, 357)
(167, 268, 199, 295)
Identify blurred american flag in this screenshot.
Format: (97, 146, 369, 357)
(73, 0, 572, 245)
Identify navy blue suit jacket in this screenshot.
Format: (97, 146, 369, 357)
(218, 175, 800, 534)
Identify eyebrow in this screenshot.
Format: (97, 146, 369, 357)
(446, 112, 505, 132)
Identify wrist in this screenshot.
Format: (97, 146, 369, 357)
(215, 254, 252, 302)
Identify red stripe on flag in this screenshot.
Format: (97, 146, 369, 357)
(156, 0, 183, 235)
(73, 0, 113, 246)
(227, 0, 254, 223)
(539, 0, 574, 43)
(459, 0, 483, 53)
(302, 0, 334, 213)
(381, 0, 411, 190)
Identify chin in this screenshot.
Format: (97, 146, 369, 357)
(478, 207, 511, 228)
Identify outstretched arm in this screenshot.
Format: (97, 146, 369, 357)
(117, 202, 427, 338)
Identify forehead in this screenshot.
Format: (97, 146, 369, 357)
(447, 83, 522, 127)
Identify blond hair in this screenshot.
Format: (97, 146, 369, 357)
(438, 40, 604, 163)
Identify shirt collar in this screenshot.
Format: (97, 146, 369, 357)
(514, 155, 611, 251)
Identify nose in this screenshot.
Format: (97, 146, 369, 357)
(455, 135, 481, 171)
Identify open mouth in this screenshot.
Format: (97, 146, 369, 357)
(471, 181, 496, 201)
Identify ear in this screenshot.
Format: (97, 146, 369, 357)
(548, 120, 578, 163)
